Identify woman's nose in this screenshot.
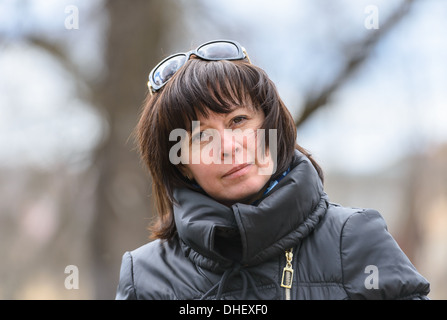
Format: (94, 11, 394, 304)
(220, 130, 241, 163)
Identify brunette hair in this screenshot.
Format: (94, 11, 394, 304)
(136, 57, 323, 240)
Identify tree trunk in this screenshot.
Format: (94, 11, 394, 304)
(88, 0, 182, 299)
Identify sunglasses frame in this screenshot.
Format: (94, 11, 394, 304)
(148, 39, 250, 93)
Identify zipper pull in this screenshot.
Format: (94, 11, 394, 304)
(281, 248, 294, 289)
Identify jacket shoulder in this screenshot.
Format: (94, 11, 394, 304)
(116, 237, 206, 300)
(321, 203, 365, 230)
(323, 204, 430, 299)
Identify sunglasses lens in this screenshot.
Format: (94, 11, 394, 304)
(197, 42, 240, 59)
(152, 54, 187, 86)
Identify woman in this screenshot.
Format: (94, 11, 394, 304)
(116, 40, 430, 300)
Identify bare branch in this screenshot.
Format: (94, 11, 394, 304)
(295, 0, 416, 127)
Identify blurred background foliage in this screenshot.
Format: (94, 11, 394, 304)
(0, 0, 446, 299)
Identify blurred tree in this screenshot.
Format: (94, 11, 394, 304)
(295, 0, 416, 127)
(87, 0, 185, 298)
(1, 0, 188, 299)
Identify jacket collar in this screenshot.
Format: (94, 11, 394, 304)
(173, 150, 328, 271)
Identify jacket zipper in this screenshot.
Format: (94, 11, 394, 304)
(280, 248, 294, 300)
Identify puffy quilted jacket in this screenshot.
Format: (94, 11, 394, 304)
(116, 151, 430, 300)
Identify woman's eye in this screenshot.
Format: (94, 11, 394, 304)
(232, 115, 247, 124)
(191, 131, 211, 143)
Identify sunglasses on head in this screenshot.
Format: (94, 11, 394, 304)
(147, 40, 250, 93)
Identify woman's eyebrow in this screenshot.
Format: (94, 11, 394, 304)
(189, 106, 253, 132)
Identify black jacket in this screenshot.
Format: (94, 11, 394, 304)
(116, 151, 430, 299)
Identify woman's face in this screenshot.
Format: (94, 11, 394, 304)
(180, 105, 275, 206)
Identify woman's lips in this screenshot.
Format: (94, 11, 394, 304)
(222, 163, 252, 179)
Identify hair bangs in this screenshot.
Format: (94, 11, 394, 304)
(161, 58, 260, 131)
